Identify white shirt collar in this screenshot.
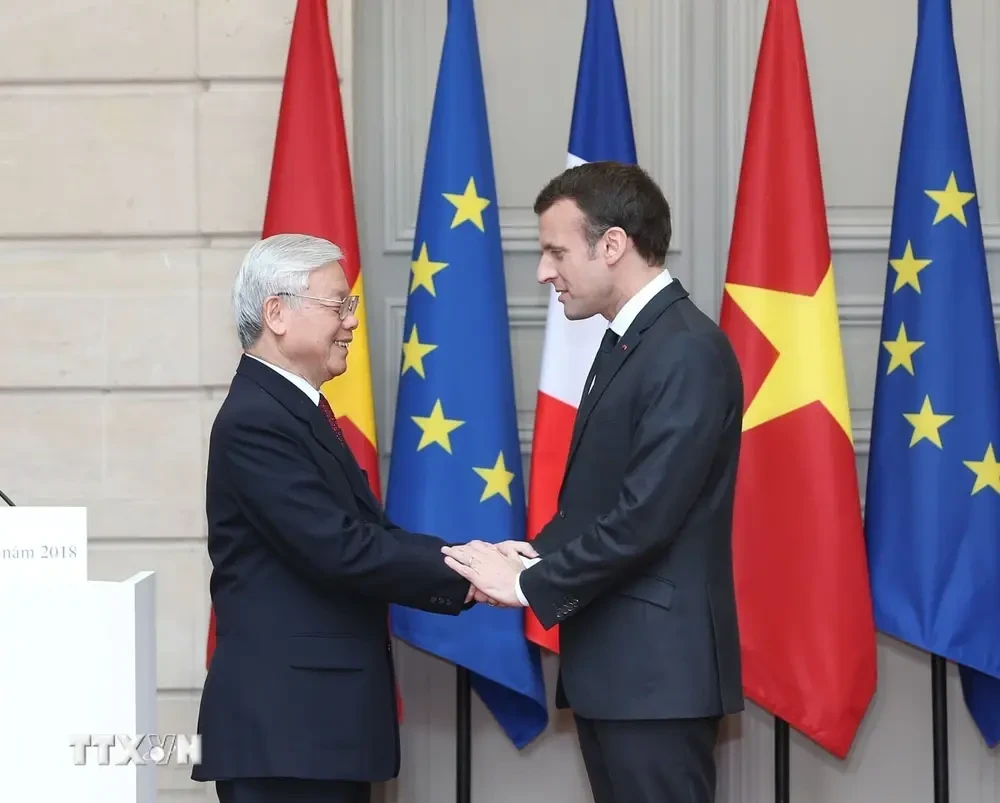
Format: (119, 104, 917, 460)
(246, 354, 321, 405)
(609, 267, 674, 337)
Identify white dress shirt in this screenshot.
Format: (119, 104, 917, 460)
(608, 267, 674, 337)
(514, 267, 674, 606)
(247, 354, 321, 405)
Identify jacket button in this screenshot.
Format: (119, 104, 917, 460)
(559, 510, 565, 518)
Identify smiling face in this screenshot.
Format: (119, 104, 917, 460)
(536, 198, 615, 320)
(267, 261, 358, 387)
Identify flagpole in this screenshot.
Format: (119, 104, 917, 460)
(931, 655, 949, 803)
(457, 666, 472, 803)
(774, 717, 789, 803)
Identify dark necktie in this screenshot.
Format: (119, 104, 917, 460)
(318, 395, 347, 447)
(588, 328, 620, 394)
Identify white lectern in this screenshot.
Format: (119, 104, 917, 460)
(0, 507, 158, 803)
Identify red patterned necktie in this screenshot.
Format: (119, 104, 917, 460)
(318, 396, 347, 447)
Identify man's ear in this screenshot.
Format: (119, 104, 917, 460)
(262, 296, 288, 336)
(602, 227, 628, 266)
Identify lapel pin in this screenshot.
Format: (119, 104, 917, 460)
(621, 343, 628, 351)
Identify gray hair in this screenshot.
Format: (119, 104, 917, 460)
(232, 233, 344, 349)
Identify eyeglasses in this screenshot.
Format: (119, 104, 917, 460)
(277, 293, 360, 320)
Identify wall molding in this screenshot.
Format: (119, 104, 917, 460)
(838, 295, 1000, 325)
(380, 0, 685, 254)
(722, 0, 1000, 252)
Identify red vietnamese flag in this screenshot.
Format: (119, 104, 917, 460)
(206, 0, 390, 707)
(719, 0, 876, 758)
(257, 0, 380, 484)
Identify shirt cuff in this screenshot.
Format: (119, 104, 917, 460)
(515, 555, 540, 606)
(515, 573, 529, 606)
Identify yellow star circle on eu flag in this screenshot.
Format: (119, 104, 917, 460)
(925, 172, 976, 226)
(903, 395, 953, 448)
(472, 451, 516, 504)
(889, 242, 932, 293)
(443, 177, 490, 231)
(410, 243, 448, 296)
(412, 399, 464, 453)
(963, 444, 1000, 495)
(400, 324, 436, 378)
(882, 322, 924, 375)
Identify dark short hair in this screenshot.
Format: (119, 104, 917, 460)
(533, 161, 671, 265)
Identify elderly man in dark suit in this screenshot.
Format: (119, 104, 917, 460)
(193, 233, 475, 803)
(445, 162, 746, 803)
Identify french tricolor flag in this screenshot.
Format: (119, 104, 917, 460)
(525, 0, 636, 653)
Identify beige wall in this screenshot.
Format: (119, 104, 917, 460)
(2, 1, 999, 801)
(0, 1, 351, 801)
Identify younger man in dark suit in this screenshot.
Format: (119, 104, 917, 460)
(444, 162, 746, 803)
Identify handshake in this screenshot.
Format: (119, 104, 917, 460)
(440, 539, 539, 608)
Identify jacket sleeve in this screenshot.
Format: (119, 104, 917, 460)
(218, 417, 470, 614)
(519, 334, 732, 629)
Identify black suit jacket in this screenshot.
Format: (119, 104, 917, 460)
(519, 279, 745, 721)
(192, 355, 470, 783)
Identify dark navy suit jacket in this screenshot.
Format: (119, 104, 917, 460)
(520, 280, 746, 722)
(192, 355, 470, 783)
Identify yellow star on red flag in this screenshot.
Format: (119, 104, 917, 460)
(723, 264, 853, 440)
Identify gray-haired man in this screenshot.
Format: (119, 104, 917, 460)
(193, 234, 474, 803)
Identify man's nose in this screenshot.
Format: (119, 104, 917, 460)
(536, 259, 556, 285)
(341, 313, 360, 331)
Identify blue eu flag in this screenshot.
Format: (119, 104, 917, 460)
(864, 0, 1000, 746)
(384, 0, 547, 748)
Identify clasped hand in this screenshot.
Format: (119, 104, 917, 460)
(442, 540, 537, 608)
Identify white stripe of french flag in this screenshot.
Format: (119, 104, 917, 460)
(525, 0, 636, 653)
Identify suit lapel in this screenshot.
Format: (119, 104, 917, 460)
(565, 329, 641, 471)
(305, 407, 383, 516)
(562, 280, 691, 481)
(236, 356, 382, 517)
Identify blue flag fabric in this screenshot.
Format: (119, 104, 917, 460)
(384, 0, 547, 749)
(864, 0, 1000, 746)
(568, 0, 636, 165)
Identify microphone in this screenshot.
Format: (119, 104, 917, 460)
(0, 487, 14, 506)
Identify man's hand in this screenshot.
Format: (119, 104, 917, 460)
(494, 540, 539, 561)
(442, 541, 524, 607)
(464, 584, 501, 606)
